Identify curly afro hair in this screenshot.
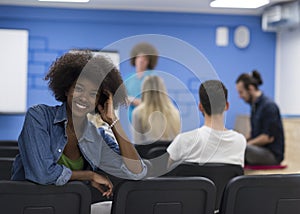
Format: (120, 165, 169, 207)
(130, 42, 158, 70)
(45, 50, 127, 108)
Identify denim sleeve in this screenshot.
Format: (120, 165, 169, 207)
(18, 106, 71, 185)
(98, 138, 147, 180)
(55, 166, 72, 186)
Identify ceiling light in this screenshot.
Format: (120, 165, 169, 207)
(38, 0, 90, 2)
(210, 0, 270, 9)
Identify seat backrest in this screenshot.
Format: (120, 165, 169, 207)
(0, 140, 19, 180)
(135, 140, 171, 159)
(111, 177, 216, 214)
(220, 174, 300, 214)
(135, 141, 171, 177)
(0, 180, 91, 214)
(164, 162, 244, 211)
(146, 146, 167, 158)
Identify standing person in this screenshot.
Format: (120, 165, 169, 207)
(235, 70, 285, 165)
(125, 42, 158, 122)
(132, 75, 180, 145)
(167, 80, 246, 167)
(11, 51, 146, 203)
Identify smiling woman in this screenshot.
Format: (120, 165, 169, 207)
(11, 50, 147, 207)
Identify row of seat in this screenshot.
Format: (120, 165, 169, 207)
(1, 174, 300, 214)
(2, 141, 300, 213)
(113, 174, 300, 214)
(0, 140, 18, 180)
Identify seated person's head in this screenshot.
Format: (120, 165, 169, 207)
(199, 80, 228, 116)
(235, 70, 263, 104)
(141, 75, 168, 104)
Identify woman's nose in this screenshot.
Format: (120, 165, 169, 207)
(78, 91, 89, 101)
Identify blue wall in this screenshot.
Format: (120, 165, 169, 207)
(0, 6, 276, 140)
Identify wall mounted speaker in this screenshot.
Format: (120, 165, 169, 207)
(234, 26, 250, 48)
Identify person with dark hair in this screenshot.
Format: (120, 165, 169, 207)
(167, 80, 246, 168)
(125, 42, 159, 122)
(11, 50, 147, 208)
(236, 70, 285, 165)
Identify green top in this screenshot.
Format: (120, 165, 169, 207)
(57, 153, 84, 171)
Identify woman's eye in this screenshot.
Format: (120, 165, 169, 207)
(74, 86, 83, 92)
(90, 92, 98, 98)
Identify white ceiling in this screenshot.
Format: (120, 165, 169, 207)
(0, 0, 294, 15)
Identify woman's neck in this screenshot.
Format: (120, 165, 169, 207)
(66, 112, 86, 138)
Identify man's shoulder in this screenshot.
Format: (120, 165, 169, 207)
(261, 94, 278, 106)
(261, 97, 280, 113)
(175, 128, 203, 142)
(226, 130, 247, 145)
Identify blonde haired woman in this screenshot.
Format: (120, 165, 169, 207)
(132, 75, 181, 145)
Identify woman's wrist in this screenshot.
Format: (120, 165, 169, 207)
(109, 117, 119, 129)
(71, 170, 94, 181)
(89, 171, 96, 181)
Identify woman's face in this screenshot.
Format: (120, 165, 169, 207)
(135, 54, 149, 72)
(66, 78, 99, 119)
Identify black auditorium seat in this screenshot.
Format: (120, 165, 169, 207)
(0, 140, 19, 180)
(111, 177, 216, 214)
(164, 162, 244, 212)
(0, 180, 91, 214)
(219, 174, 300, 214)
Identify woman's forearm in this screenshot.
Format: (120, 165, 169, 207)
(111, 120, 143, 174)
(70, 170, 94, 181)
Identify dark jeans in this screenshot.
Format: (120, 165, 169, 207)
(245, 144, 280, 165)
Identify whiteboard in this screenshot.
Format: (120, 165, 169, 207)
(0, 29, 29, 114)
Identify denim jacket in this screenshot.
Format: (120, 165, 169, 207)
(11, 103, 147, 185)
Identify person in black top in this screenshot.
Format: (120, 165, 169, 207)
(235, 70, 285, 165)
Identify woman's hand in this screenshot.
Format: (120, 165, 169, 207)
(71, 170, 113, 198)
(91, 172, 113, 198)
(98, 91, 117, 125)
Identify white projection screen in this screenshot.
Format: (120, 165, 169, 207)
(0, 29, 28, 114)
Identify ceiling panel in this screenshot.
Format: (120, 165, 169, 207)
(0, 0, 294, 15)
